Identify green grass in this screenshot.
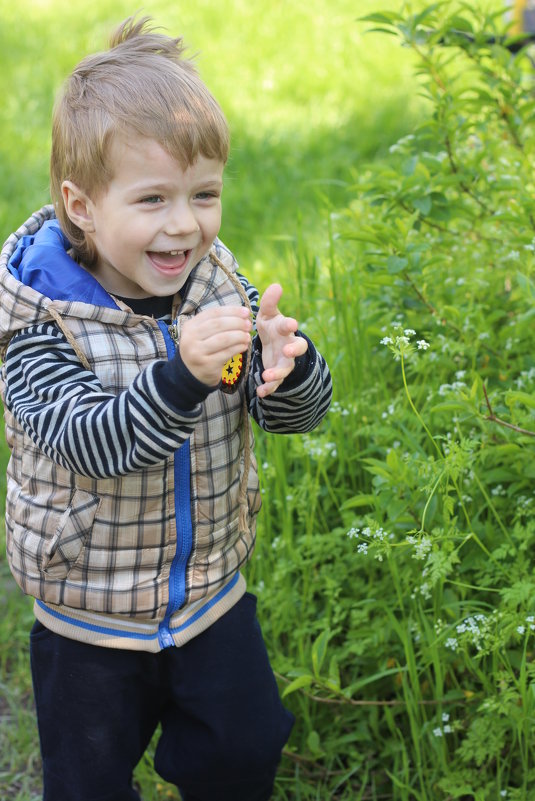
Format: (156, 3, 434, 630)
(2, 1, 523, 799)
(0, 0, 425, 265)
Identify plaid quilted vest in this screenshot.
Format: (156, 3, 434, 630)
(0, 206, 261, 651)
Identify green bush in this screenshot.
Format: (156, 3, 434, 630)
(249, 3, 535, 799)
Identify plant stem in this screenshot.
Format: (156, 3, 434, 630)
(400, 352, 442, 459)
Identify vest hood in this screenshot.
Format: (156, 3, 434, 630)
(0, 206, 122, 354)
(7, 216, 119, 309)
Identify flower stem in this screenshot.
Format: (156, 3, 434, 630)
(400, 352, 442, 459)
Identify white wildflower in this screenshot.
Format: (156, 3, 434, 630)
(412, 536, 432, 560)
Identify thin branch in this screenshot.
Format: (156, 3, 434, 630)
(401, 270, 447, 326)
(482, 383, 535, 438)
(275, 672, 474, 707)
(444, 134, 491, 213)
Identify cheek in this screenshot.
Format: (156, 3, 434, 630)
(205, 209, 222, 238)
(116, 221, 151, 250)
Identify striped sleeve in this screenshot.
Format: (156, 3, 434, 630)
(3, 323, 203, 478)
(236, 273, 333, 433)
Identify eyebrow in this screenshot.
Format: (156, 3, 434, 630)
(128, 177, 224, 193)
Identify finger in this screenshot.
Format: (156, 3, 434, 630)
(282, 337, 308, 359)
(256, 379, 283, 398)
(274, 316, 299, 336)
(262, 364, 293, 384)
(186, 307, 251, 334)
(202, 331, 251, 355)
(184, 312, 252, 340)
(197, 305, 251, 321)
(258, 283, 283, 319)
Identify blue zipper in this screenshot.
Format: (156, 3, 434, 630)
(157, 320, 193, 649)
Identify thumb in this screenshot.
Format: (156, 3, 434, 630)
(259, 283, 283, 318)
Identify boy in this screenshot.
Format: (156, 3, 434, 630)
(0, 16, 332, 801)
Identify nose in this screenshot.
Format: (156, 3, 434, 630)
(164, 200, 200, 238)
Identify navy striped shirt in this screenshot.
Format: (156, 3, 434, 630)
(3, 274, 332, 479)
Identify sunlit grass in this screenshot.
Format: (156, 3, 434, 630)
(0, 0, 427, 267)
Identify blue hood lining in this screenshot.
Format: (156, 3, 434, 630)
(8, 219, 120, 310)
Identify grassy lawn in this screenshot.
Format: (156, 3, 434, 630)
(0, 0, 425, 263)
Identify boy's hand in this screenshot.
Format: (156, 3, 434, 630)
(180, 306, 252, 386)
(255, 283, 308, 398)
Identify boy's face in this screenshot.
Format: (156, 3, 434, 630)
(67, 135, 224, 298)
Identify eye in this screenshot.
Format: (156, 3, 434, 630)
(195, 190, 220, 201)
(140, 195, 163, 204)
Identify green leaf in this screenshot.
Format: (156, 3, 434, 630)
(363, 27, 401, 37)
(470, 377, 481, 400)
(506, 390, 535, 410)
(306, 730, 323, 754)
(311, 629, 331, 677)
(448, 14, 474, 34)
(347, 666, 408, 695)
(341, 493, 376, 510)
(430, 401, 475, 414)
(362, 458, 393, 481)
(402, 156, 418, 176)
(328, 655, 341, 691)
(413, 196, 432, 215)
(281, 674, 314, 698)
(386, 255, 408, 274)
(516, 272, 535, 300)
(413, 3, 445, 27)
(500, 580, 535, 607)
(358, 12, 402, 25)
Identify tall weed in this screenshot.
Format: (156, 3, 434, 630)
(250, 3, 535, 798)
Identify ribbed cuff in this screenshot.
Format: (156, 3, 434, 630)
(152, 348, 218, 412)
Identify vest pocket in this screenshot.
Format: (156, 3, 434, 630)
(44, 489, 100, 578)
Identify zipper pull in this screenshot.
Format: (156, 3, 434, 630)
(168, 323, 179, 347)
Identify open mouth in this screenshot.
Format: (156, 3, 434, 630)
(148, 249, 191, 272)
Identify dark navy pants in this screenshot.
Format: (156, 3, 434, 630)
(29, 593, 294, 801)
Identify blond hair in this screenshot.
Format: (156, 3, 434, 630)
(50, 16, 230, 266)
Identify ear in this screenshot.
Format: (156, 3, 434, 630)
(61, 181, 96, 233)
